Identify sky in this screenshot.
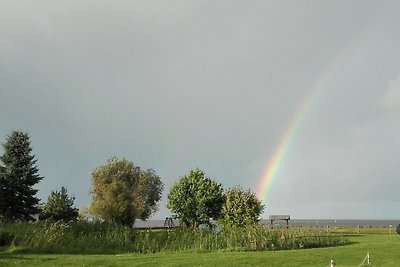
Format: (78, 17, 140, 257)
(1, 0, 400, 220)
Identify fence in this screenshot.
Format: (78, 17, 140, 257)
(275, 224, 396, 234)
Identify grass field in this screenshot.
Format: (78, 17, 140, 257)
(0, 232, 399, 266)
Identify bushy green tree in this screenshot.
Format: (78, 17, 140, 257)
(220, 187, 264, 228)
(89, 157, 163, 226)
(167, 169, 224, 228)
(0, 131, 43, 221)
(40, 186, 79, 222)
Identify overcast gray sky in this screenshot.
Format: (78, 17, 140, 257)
(1, 0, 399, 220)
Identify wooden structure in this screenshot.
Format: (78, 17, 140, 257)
(269, 215, 290, 229)
(164, 217, 174, 228)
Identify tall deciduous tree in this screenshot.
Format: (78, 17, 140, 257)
(0, 131, 43, 221)
(167, 169, 224, 228)
(219, 187, 264, 228)
(40, 186, 79, 222)
(89, 157, 163, 226)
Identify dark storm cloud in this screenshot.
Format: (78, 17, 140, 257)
(1, 0, 399, 219)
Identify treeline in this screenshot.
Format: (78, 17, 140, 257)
(0, 130, 349, 254)
(0, 131, 80, 223)
(168, 169, 264, 228)
(0, 131, 163, 224)
(0, 130, 263, 228)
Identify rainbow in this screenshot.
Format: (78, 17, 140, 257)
(256, 54, 344, 203)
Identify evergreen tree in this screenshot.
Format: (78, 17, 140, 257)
(40, 186, 79, 222)
(0, 131, 43, 221)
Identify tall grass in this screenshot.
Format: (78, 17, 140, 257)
(0, 221, 348, 254)
(0, 220, 135, 253)
(143, 227, 349, 252)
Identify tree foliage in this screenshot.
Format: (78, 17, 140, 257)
(0, 131, 43, 221)
(219, 187, 264, 228)
(40, 186, 79, 222)
(89, 157, 163, 226)
(167, 169, 224, 228)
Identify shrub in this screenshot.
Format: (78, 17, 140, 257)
(219, 187, 264, 228)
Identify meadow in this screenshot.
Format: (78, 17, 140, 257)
(0, 222, 399, 266)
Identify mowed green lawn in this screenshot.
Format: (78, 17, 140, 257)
(0, 233, 399, 266)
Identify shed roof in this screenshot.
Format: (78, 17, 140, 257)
(269, 215, 290, 220)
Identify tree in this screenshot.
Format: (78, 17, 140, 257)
(219, 187, 264, 228)
(40, 186, 79, 222)
(167, 169, 224, 228)
(89, 157, 163, 226)
(0, 131, 43, 221)
(133, 169, 164, 220)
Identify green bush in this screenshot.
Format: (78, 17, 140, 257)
(219, 187, 264, 228)
(0, 229, 14, 246)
